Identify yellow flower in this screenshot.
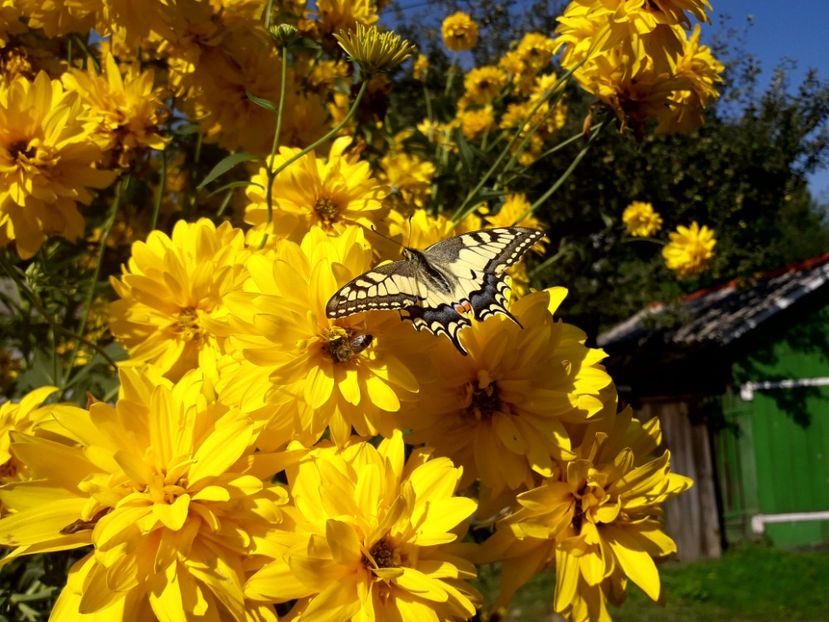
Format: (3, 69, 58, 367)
(662, 221, 716, 278)
(622, 200, 663, 237)
(218, 227, 426, 448)
(516, 32, 557, 73)
(16, 0, 97, 37)
(441, 11, 478, 51)
(401, 289, 614, 509)
(245, 136, 388, 244)
(0, 72, 116, 258)
(62, 52, 167, 168)
(555, 1, 722, 134)
(0, 1, 25, 48)
(316, 0, 379, 39)
(458, 105, 495, 140)
(0, 387, 72, 496)
(172, 28, 326, 154)
(413, 53, 429, 80)
(379, 151, 435, 210)
(481, 409, 692, 622)
(387, 208, 481, 251)
(109, 218, 250, 381)
(463, 65, 508, 105)
(658, 24, 724, 133)
(245, 431, 481, 621)
(417, 118, 457, 149)
(335, 23, 416, 74)
(0, 367, 288, 620)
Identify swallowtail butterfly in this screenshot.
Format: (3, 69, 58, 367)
(325, 227, 545, 354)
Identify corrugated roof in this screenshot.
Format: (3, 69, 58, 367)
(598, 251, 829, 350)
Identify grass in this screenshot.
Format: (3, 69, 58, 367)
(483, 543, 829, 621)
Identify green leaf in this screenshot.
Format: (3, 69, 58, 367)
(206, 180, 263, 199)
(245, 92, 279, 112)
(197, 152, 259, 189)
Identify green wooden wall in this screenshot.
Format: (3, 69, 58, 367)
(717, 300, 829, 548)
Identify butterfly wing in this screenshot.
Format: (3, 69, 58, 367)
(325, 260, 424, 318)
(423, 227, 545, 323)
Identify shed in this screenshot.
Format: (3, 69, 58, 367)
(598, 252, 829, 559)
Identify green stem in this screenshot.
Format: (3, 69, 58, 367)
(150, 144, 166, 230)
(259, 44, 290, 249)
(521, 119, 607, 220)
(263, 0, 276, 29)
(64, 178, 123, 375)
(422, 82, 433, 124)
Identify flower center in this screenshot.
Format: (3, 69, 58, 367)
(314, 196, 341, 227)
(363, 537, 397, 569)
(466, 369, 502, 421)
(321, 327, 373, 364)
(9, 140, 36, 161)
(173, 307, 205, 344)
(0, 457, 20, 479)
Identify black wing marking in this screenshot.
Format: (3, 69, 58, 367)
(469, 272, 522, 327)
(325, 260, 423, 318)
(401, 304, 472, 355)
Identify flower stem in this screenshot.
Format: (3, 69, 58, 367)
(65, 177, 124, 374)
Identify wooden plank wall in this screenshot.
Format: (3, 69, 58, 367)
(638, 400, 723, 560)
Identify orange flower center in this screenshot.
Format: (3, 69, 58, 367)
(363, 536, 398, 569)
(173, 307, 205, 344)
(466, 369, 502, 421)
(313, 196, 341, 227)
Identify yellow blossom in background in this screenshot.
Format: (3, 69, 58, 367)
(62, 52, 167, 168)
(417, 118, 457, 149)
(441, 11, 478, 51)
(0, 1, 24, 48)
(379, 151, 435, 210)
(459, 105, 495, 140)
(401, 288, 614, 510)
(662, 221, 716, 278)
(16, 0, 98, 38)
(245, 136, 388, 244)
(219, 227, 427, 449)
(516, 32, 557, 74)
(481, 409, 692, 622)
(109, 218, 250, 381)
(246, 431, 481, 621)
(0, 367, 288, 620)
(413, 53, 429, 80)
(555, 0, 721, 134)
(387, 208, 482, 251)
(0, 71, 116, 258)
(623, 201, 663, 237)
(463, 65, 508, 105)
(315, 0, 379, 39)
(659, 24, 724, 133)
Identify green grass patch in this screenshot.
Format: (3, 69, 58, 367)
(485, 543, 829, 621)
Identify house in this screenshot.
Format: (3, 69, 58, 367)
(598, 252, 829, 559)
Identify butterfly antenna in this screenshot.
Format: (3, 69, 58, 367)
(367, 224, 405, 250)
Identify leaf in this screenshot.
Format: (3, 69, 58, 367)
(206, 180, 264, 199)
(197, 152, 259, 189)
(245, 92, 278, 112)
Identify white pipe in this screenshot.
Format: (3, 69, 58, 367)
(740, 377, 829, 401)
(751, 511, 829, 534)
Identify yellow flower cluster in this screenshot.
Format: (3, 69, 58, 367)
(555, 0, 723, 133)
(0, 1, 707, 620)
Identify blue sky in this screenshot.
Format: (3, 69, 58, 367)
(707, 1, 829, 200)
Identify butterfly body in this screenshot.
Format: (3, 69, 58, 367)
(325, 227, 545, 354)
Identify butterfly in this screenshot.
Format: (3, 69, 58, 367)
(325, 227, 545, 354)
